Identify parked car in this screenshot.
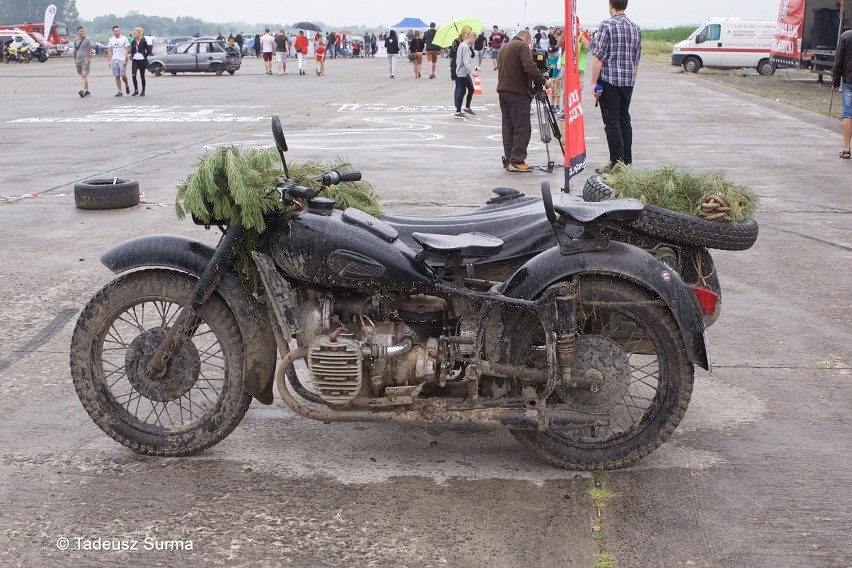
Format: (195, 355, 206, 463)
(148, 37, 241, 76)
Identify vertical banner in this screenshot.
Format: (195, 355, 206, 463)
(44, 4, 57, 42)
(564, 0, 587, 188)
(771, 0, 806, 68)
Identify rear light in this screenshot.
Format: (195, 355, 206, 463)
(691, 286, 718, 315)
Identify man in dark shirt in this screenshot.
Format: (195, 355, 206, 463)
(589, 0, 641, 173)
(834, 29, 852, 159)
(496, 30, 551, 172)
(423, 23, 440, 78)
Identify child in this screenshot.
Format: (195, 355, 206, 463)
(547, 47, 563, 116)
(315, 40, 327, 76)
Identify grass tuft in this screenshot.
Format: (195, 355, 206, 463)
(601, 163, 759, 222)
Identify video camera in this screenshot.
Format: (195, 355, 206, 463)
(532, 48, 548, 73)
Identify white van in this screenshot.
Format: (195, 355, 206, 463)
(0, 28, 40, 50)
(671, 19, 777, 75)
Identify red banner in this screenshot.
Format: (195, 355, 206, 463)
(564, 0, 587, 188)
(771, 0, 806, 67)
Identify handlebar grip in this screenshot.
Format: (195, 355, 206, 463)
(319, 170, 362, 185)
(337, 171, 362, 182)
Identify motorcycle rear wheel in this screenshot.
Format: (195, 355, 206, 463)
(509, 276, 694, 470)
(70, 270, 252, 456)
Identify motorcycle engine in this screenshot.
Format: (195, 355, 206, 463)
(297, 294, 446, 406)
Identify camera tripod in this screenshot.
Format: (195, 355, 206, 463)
(533, 86, 564, 172)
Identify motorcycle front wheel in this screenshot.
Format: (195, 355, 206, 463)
(509, 276, 694, 470)
(70, 269, 252, 456)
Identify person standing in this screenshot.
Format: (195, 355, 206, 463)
(489, 26, 505, 71)
(274, 29, 289, 75)
(496, 30, 550, 172)
(72, 25, 93, 98)
(235, 31, 244, 54)
(129, 27, 151, 97)
(315, 40, 327, 75)
(259, 29, 275, 74)
(385, 30, 400, 79)
(294, 31, 309, 75)
(409, 30, 425, 78)
(833, 28, 852, 159)
(253, 32, 261, 57)
(474, 31, 487, 70)
(107, 26, 131, 97)
(363, 32, 371, 57)
(423, 23, 440, 79)
(454, 31, 477, 118)
(589, 0, 642, 173)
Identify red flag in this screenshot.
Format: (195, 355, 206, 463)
(564, 0, 587, 188)
(771, 0, 806, 68)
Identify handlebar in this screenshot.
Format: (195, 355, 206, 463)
(275, 169, 362, 204)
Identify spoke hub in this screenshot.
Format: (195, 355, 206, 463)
(125, 327, 200, 402)
(558, 335, 631, 414)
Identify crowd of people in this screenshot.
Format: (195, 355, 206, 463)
(69, 1, 652, 177)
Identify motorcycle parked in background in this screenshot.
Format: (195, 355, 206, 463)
(3, 41, 31, 63)
(70, 115, 714, 471)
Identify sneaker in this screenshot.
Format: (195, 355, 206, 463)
(556, 111, 565, 119)
(507, 162, 532, 172)
(463, 108, 475, 115)
(131, 90, 139, 96)
(454, 112, 464, 118)
(115, 92, 122, 97)
(139, 92, 145, 97)
(278, 72, 282, 76)
(125, 85, 130, 94)
(78, 90, 84, 98)
(83, 91, 90, 97)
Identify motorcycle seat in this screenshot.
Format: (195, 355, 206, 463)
(554, 196, 644, 224)
(411, 232, 504, 259)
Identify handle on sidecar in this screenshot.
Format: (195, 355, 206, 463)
(540, 180, 557, 224)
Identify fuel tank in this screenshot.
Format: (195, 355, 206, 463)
(264, 200, 436, 292)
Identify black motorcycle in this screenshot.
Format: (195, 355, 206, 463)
(70, 115, 712, 470)
(30, 45, 48, 62)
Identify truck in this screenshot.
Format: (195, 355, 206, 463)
(671, 19, 778, 75)
(0, 21, 70, 54)
(771, 0, 851, 80)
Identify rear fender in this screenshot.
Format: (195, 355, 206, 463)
(100, 234, 278, 404)
(499, 242, 709, 370)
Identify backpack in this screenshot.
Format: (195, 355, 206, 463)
(449, 39, 459, 80)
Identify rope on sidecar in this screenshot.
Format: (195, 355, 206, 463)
(699, 193, 734, 222)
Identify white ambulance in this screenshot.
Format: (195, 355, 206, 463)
(671, 19, 777, 75)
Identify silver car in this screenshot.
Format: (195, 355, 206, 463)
(149, 37, 240, 76)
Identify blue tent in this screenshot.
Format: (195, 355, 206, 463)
(390, 17, 429, 29)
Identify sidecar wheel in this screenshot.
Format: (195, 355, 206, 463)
(509, 276, 694, 470)
(70, 270, 252, 456)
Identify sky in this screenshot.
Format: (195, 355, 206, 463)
(75, 0, 783, 30)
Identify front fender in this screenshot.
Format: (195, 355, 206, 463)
(101, 234, 278, 404)
(501, 242, 709, 370)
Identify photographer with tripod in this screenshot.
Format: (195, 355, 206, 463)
(496, 30, 551, 172)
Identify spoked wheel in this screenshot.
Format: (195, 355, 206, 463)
(70, 270, 252, 456)
(509, 276, 694, 470)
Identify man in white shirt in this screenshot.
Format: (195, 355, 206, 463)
(259, 29, 276, 75)
(107, 25, 130, 97)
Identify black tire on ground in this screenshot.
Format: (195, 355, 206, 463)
(170, 71, 177, 76)
(757, 58, 776, 76)
(74, 178, 140, 210)
(149, 62, 164, 76)
(682, 56, 700, 73)
(227, 69, 236, 75)
(509, 276, 695, 470)
(582, 175, 759, 251)
(70, 270, 253, 456)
